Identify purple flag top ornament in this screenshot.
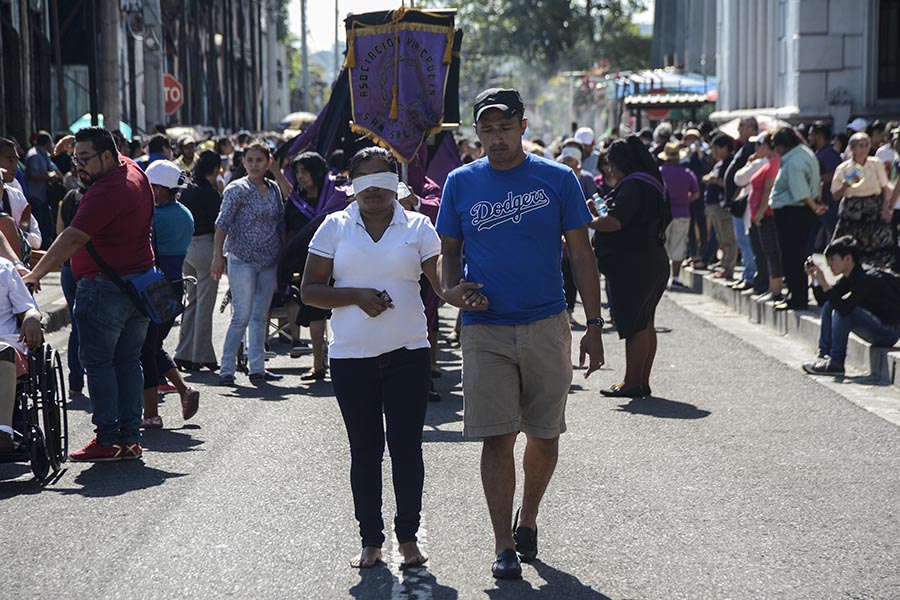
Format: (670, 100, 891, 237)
(345, 8, 455, 163)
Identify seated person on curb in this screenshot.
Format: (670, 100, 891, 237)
(0, 257, 43, 451)
(803, 235, 900, 376)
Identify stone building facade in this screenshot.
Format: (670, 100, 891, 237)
(712, 0, 900, 125)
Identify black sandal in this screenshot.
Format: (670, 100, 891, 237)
(600, 385, 650, 398)
(513, 508, 538, 563)
(300, 369, 327, 381)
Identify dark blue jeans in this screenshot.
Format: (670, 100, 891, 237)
(60, 264, 84, 392)
(818, 301, 900, 364)
(330, 347, 431, 548)
(74, 277, 149, 445)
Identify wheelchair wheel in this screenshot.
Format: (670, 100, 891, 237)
(30, 345, 67, 473)
(237, 342, 248, 374)
(29, 427, 50, 481)
(42, 348, 68, 471)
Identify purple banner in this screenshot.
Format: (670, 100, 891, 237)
(348, 23, 453, 162)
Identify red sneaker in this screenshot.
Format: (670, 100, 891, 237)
(69, 438, 125, 462)
(120, 442, 143, 460)
(158, 383, 178, 394)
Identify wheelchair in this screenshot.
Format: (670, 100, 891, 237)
(0, 343, 68, 481)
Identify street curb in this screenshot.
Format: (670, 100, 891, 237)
(43, 301, 70, 335)
(682, 265, 900, 391)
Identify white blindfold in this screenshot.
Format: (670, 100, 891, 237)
(349, 172, 399, 195)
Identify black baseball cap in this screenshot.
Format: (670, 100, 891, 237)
(473, 88, 524, 123)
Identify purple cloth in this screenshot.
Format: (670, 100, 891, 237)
(425, 132, 462, 189)
(659, 163, 699, 219)
(349, 25, 453, 162)
(816, 145, 843, 206)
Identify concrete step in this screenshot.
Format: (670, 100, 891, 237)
(681, 265, 900, 390)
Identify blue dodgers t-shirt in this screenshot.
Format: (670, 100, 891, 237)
(436, 153, 592, 326)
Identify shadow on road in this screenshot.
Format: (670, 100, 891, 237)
(349, 565, 458, 599)
(140, 426, 205, 453)
(485, 559, 613, 599)
(615, 396, 711, 419)
(66, 394, 92, 412)
(53, 462, 188, 497)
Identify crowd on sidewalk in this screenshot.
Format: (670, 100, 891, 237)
(1, 96, 900, 580)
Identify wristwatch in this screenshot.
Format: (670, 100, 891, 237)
(586, 317, 605, 328)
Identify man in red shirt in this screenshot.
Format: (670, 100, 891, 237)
(24, 127, 154, 461)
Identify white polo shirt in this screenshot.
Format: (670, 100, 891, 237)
(0, 257, 38, 353)
(308, 200, 441, 359)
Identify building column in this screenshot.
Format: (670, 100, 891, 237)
(98, 0, 121, 129)
(143, 0, 165, 130)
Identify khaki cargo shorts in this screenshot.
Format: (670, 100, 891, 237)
(460, 310, 572, 439)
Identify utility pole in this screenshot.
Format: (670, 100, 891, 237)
(334, 0, 339, 78)
(98, 0, 121, 130)
(51, 0, 68, 129)
(301, 0, 309, 111)
(143, 0, 165, 131)
(19, 0, 32, 138)
(0, 9, 6, 136)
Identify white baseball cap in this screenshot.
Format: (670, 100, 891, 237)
(574, 127, 595, 146)
(847, 117, 867, 132)
(145, 160, 187, 189)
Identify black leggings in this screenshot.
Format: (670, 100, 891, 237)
(774, 206, 816, 307)
(330, 347, 431, 548)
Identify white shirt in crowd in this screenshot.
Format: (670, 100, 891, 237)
(308, 200, 441, 359)
(831, 156, 889, 198)
(875, 144, 898, 171)
(2, 182, 42, 250)
(0, 257, 38, 353)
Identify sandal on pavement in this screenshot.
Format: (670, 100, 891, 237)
(181, 387, 200, 420)
(491, 548, 522, 580)
(513, 508, 538, 563)
(140, 416, 163, 429)
(600, 385, 650, 398)
(300, 369, 327, 381)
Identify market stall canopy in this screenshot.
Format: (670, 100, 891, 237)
(623, 92, 714, 109)
(278, 111, 317, 131)
(718, 115, 791, 139)
(68, 113, 132, 138)
(607, 68, 717, 98)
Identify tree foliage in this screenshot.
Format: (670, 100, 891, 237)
(418, 0, 651, 74)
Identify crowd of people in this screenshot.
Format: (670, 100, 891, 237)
(0, 93, 899, 579)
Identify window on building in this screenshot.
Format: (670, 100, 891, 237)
(878, 0, 900, 98)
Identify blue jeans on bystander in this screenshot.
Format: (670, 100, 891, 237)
(60, 264, 84, 393)
(220, 255, 277, 377)
(818, 300, 900, 365)
(74, 276, 149, 446)
(733, 215, 756, 284)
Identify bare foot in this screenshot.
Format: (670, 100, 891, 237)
(398, 541, 428, 570)
(350, 546, 382, 569)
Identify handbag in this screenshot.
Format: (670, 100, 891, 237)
(728, 186, 749, 218)
(84, 242, 183, 325)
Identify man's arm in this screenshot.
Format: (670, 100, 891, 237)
(563, 225, 605, 377)
(439, 235, 488, 310)
(439, 236, 465, 293)
(25, 226, 90, 281)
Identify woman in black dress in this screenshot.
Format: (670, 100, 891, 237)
(591, 136, 670, 398)
(275, 151, 352, 380)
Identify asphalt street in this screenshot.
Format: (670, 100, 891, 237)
(2, 286, 899, 600)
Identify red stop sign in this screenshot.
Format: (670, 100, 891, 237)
(163, 73, 184, 116)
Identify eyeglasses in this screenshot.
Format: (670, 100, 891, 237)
(72, 152, 100, 166)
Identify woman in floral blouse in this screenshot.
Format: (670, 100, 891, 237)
(211, 141, 285, 384)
